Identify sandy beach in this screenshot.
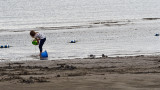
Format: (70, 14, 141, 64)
(1, 0, 160, 90)
(0, 55, 160, 90)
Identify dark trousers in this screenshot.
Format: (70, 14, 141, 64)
(39, 38, 46, 52)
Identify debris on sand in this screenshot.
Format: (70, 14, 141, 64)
(102, 54, 108, 58)
(57, 64, 77, 70)
(56, 75, 61, 77)
(67, 72, 87, 77)
(88, 54, 96, 59)
(20, 77, 49, 84)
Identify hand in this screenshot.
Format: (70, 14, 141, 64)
(35, 38, 40, 44)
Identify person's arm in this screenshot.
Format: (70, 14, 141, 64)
(35, 38, 40, 44)
(34, 32, 40, 44)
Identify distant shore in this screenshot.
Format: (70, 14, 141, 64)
(1, 55, 160, 90)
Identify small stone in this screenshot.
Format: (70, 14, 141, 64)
(57, 75, 60, 77)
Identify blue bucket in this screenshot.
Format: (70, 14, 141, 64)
(41, 50, 48, 58)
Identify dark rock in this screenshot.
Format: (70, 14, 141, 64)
(89, 54, 95, 59)
(57, 75, 60, 77)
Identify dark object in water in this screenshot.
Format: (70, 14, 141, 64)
(143, 18, 160, 20)
(0, 45, 9, 48)
(70, 40, 76, 43)
(155, 34, 159, 36)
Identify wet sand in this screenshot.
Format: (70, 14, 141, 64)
(1, 55, 160, 90)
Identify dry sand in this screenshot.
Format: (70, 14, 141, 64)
(1, 55, 160, 90)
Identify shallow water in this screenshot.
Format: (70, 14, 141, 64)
(1, 0, 160, 61)
(1, 0, 160, 30)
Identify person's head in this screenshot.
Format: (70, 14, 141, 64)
(30, 30, 36, 38)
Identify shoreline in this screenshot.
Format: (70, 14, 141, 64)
(1, 18, 160, 61)
(1, 55, 160, 90)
